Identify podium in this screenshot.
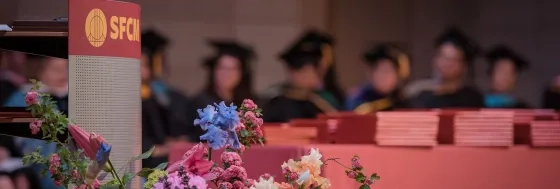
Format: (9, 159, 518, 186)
(0, 0, 141, 188)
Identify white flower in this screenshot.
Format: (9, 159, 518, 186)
(250, 176, 278, 189)
(297, 169, 311, 185)
(301, 148, 323, 166)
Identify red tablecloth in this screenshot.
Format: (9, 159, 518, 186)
(170, 143, 560, 189)
(309, 145, 560, 189)
(169, 143, 307, 179)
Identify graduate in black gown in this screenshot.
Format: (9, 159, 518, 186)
(0, 51, 27, 105)
(484, 45, 530, 108)
(407, 27, 484, 108)
(141, 29, 192, 169)
(190, 40, 257, 140)
(541, 76, 560, 110)
(263, 30, 343, 109)
(345, 44, 407, 114)
(263, 38, 338, 123)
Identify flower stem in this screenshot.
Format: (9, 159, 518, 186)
(324, 158, 353, 170)
(208, 147, 212, 160)
(108, 159, 125, 188)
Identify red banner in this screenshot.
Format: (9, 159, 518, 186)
(69, 0, 141, 59)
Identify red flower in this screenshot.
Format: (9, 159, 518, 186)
(68, 124, 106, 160)
(167, 143, 213, 177)
(29, 120, 42, 135)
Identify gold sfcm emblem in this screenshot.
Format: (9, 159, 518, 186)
(85, 8, 107, 47)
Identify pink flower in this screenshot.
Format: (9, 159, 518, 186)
(289, 172, 298, 181)
(75, 184, 88, 189)
(347, 171, 356, 178)
(24, 91, 39, 105)
(188, 174, 208, 189)
(71, 170, 80, 179)
(242, 99, 257, 110)
(68, 124, 102, 160)
(48, 154, 61, 174)
(235, 122, 246, 132)
(243, 111, 262, 127)
(166, 172, 186, 188)
(246, 179, 256, 186)
(53, 180, 62, 186)
(276, 182, 295, 189)
(219, 182, 233, 189)
(253, 127, 264, 138)
(221, 165, 247, 181)
(92, 179, 101, 189)
(221, 152, 242, 166)
(232, 181, 245, 189)
(260, 173, 272, 180)
(211, 167, 225, 179)
(351, 157, 363, 170)
(167, 143, 213, 177)
(364, 178, 374, 185)
(29, 120, 42, 135)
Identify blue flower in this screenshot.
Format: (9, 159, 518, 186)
(200, 126, 228, 149)
(213, 102, 239, 130)
(226, 130, 241, 149)
(193, 105, 217, 130)
(95, 142, 111, 164)
(195, 101, 242, 150)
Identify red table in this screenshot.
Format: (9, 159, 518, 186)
(170, 143, 560, 189)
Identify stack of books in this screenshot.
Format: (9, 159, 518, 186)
(375, 111, 439, 146)
(531, 121, 560, 147)
(454, 111, 514, 146)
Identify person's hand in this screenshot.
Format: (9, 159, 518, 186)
(553, 75, 560, 88)
(152, 145, 169, 157)
(0, 147, 9, 163)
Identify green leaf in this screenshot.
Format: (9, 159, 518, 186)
(136, 168, 155, 178)
(154, 162, 168, 170)
(370, 173, 380, 181)
(355, 172, 366, 183)
(134, 146, 154, 160)
(359, 184, 371, 189)
(240, 130, 249, 137)
(311, 185, 323, 189)
(122, 173, 134, 185)
(100, 184, 121, 189)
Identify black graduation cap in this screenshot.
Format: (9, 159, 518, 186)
(485, 45, 529, 73)
(435, 27, 480, 63)
(141, 29, 169, 76)
(363, 44, 411, 79)
(204, 40, 255, 69)
(279, 30, 333, 69)
(363, 44, 399, 67)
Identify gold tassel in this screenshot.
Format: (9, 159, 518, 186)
(141, 84, 151, 100)
(353, 98, 393, 114)
(397, 53, 410, 80)
(152, 52, 163, 77)
(320, 44, 334, 70)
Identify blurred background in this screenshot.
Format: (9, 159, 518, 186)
(2, 1, 560, 189)
(3, 0, 560, 106)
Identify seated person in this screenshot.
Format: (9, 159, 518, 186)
(0, 136, 23, 172)
(346, 44, 407, 114)
(263, 38, 337, 122)
(484, 45, 530, 108)
(263, 30, 342, 109)
(141, 30, 192, 169)
(3, 56, 67, 189)
(406, 27, 484, 108)
(0, 171, 15, 189)
(542, 75, 560, 110)
(11, 167, 42, 189)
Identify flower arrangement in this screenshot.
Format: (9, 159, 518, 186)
(22, 81, 380, 189)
